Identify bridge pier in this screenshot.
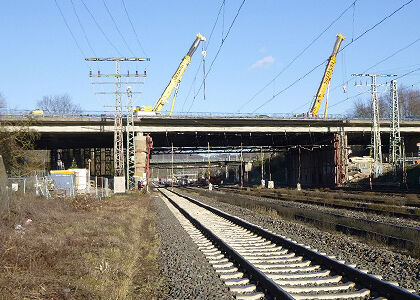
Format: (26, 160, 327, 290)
(134, 133, 153, 189)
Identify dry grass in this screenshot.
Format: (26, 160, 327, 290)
(0, 192, 161, 300)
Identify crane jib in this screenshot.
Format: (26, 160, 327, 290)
(309, 33, 345, 117)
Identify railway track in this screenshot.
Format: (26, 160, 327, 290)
(183, 186, 419, 252)
(159, 188, 419, 299)
(217, 186, 420, 221)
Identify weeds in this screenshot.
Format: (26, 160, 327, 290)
(0, 192, 161, 299)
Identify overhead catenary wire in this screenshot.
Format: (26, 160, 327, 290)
(181, 0, 227, 112)
(395, 66, 420, 80)
(188, 0, 246, 112)
(121, 0, 148, 57)
(329, 36, 420, 96)
(237, 0, 359, 112)
(252, 0, 415, 113)
(54, 0, 91, 69)
(102, 0, 136, 57)
(80, 0, 122, 56)
(70, 0, 97, 57)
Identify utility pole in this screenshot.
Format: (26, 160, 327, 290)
(86, 57, 149, 193)
(352, 73, 395, 178)
(389, 80, 402, 174)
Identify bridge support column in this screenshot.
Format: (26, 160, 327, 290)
(334, 130, 349, 186)
(134, 133, 153, 189)
(50, 149, 58, 170)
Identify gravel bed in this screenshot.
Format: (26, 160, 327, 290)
(219, 187, 420, 229)
(176, 188, 420, 293)
(153, 193, 234, 300)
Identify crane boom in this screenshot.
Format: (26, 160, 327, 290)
(309, 33, 345, 117)
(153, 33, 206, 114)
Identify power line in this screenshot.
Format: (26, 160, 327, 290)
(395, 66, 420, 80)
(181, 0, 227, 112)
(252, 0, 415, 113)
(102, 0, 136, 57)
(206, 0, 226, 51)
(54, 0, 90, 68)
(329, 36, 420, 94)
(326, 36, 420, 113)
(252, 59, 328, 113)
(121, 0, 148, 57)
(181, 64, 201, 111)
(188, 0, 246, 112)
(70, 0, 97, 57)
(81, 0, 122, 56)
(328, 91, 367, 109)
(339, 0, 415, 53)
(330, 74, 420, 115)
(238, 0, 358, 112)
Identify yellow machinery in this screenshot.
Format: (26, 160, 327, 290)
(306, 33, 345, 118)
(30, 109, 44, 116)
(134, 33, 206, 115)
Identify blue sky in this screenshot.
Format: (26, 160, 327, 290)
(0, 0, 419, 116)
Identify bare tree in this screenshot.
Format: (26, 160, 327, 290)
(352, 99, 371, 118)
(351, 86, 420, 118)
(399, 86, 420, 117)
(36, 94, 82, 115)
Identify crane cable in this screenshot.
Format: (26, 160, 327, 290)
(188, 0, 247, 112)
(180, 0, 226, 112)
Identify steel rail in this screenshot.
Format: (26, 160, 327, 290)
(219, 186, 420, 220)
(159, 189, 294, 299)
(168, 188, 420, 300)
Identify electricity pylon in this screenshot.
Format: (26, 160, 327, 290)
(126, 86, 136, 190)
(389, 80, 402, 174)
(352, 73, 396, 178)
(86, 57, 149, 190)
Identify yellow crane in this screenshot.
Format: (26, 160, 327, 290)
(134, 33, 206, 116)
(306, 33, 345, 118)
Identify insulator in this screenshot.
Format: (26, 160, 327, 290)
(144, 70, 147, 76)
(136, 70, 138, 75)
(89, 70, 92, 76)
(98, 70, 101, 75)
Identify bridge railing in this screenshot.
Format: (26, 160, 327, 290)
(1, 108, 419, 121)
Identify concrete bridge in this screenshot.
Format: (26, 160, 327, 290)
(3, 115, 420, 151)
(3, 114, 419, 187)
